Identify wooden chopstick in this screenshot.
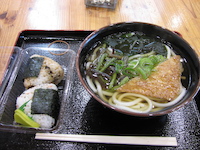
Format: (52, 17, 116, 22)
(35, 133, 177, 146)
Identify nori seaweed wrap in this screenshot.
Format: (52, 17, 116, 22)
(24, 57, 44, 78)
(31, 89, 59, 118)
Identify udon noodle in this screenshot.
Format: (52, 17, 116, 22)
(85, 32, 186, 113)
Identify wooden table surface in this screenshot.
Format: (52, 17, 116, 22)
(0, 0, 200, 82)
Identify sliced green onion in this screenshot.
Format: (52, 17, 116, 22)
(128, 59, 139, 68)
(135, 67, 148, 79)
(122, 67, 137, 78)
(149, 55, 166, 65)
(139, 57, 154, 70)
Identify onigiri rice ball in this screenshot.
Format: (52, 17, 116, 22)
(16, 83, 59, 128)
(24, 54, 64, 89)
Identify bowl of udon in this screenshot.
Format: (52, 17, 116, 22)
(76, 22, 200, 117)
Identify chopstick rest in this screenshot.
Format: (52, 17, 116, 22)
(35, 133, 177, 146)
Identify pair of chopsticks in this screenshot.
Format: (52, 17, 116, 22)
(35, 133, 177, 146)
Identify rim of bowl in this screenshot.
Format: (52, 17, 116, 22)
(76, 21, 200, 117)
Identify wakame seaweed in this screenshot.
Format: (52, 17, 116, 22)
(31, 89, 59, 118)
(24, 57, 44, 79)
(103, 32, 167, 56)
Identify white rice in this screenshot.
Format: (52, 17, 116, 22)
(32, 114, 55, 128)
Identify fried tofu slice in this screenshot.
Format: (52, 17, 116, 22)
(117, 55, 183, 101)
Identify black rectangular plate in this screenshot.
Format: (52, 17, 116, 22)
(0, 30, 199, 150)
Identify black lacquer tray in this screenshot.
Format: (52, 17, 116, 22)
(0, 30, 199, 150)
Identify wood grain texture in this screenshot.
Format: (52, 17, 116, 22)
(35, 133, 178, 146)
(0, 0, 199, 82)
